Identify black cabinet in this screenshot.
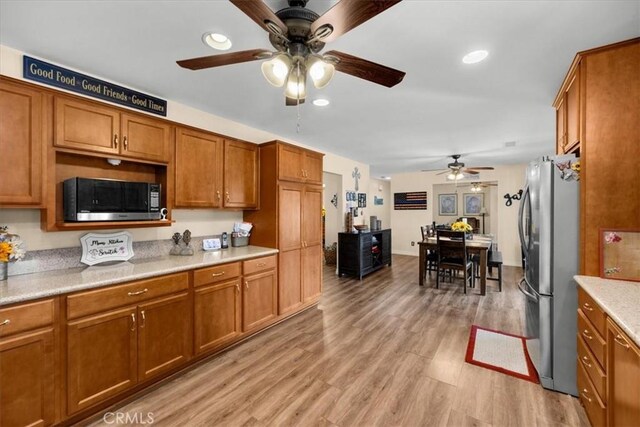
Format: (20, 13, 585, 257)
(338, 229, 392, 279)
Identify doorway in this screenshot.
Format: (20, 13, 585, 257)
(323, 171, 342, 247)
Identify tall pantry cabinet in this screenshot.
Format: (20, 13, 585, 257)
(244, 141, 324, 315)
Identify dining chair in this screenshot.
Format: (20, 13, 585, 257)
(421, 226, 438, 276)
(471, 242, 503, 292)
(436, 230, 474, 293)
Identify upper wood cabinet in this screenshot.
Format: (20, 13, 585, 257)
(174, 127, 223, 208)
(554, 62, 581, 155)
(277, 143, 323, 184)
(55, 97, 170, 163)
(224, 139, 259, 209)
(606, 318, 640, 427)
(0, 79, 44, 207)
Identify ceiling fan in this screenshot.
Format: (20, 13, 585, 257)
(176, 0, 406, 105)
(422, 154, 495, 180)
(463, 182, 498, 192)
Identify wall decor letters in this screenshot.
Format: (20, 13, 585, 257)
(504, 189, 523, 206)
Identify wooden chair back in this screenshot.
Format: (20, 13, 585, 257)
(436, 230, 468, 266)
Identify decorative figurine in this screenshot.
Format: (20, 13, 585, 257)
(180, 229, 194, 256)
(170, 232, 182, 255)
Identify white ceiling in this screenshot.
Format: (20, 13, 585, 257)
(1, 1, 638, 177)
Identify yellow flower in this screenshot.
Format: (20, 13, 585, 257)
(451, 221, 473, 232)
(0, 242, 13, 262)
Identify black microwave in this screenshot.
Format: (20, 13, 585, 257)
(63, 177, 161, 221)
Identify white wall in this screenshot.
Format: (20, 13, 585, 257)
(390, 165, 527, 266)
(323, 172, 342, 247)
(0, 44, 372, 251)
(367, 178, 391, 230)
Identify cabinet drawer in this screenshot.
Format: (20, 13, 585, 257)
(577, 334, 606, 402)
(243, 255, 277, 276)
(67, 272, 189, 319)
(578, 309, 606, 369)
(0, 299, 55, 337)
(194, 262, 241, 287)
(578, 288, 606, 337)
(578, 359, 606, 427)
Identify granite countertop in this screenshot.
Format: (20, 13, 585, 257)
(0, 246, 278, 306)
(575, 275, 640, 347)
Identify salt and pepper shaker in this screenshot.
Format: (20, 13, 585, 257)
(170, 230, 194, 256)
(181, 229, 194, 255)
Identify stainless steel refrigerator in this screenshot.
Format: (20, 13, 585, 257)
(518, 156, 579, 396)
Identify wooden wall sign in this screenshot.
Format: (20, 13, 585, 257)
(23, 56, 167, 116)
(394, 192, 427, 210)
(80, 231, 134, 266)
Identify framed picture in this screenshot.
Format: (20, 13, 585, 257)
(357, 193, 367, 207)
(600, 229, 640, 281)
(394, 192, 427, 210)
(374, 196, 383, 206)
(438, 194, 457, 216)
(463, 193, 484, 216)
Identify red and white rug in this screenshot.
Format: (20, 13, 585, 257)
(465, 325, 539, 383)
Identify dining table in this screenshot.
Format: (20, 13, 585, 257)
(418, 234, 493, 295)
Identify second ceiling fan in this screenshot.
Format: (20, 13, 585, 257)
(177, 0, 406, 105)
(423, 154, 495, 180)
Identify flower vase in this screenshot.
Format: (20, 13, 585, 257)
(0, 261, 7, 281)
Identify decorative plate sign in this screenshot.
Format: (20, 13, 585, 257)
(80, 232, 134, 266)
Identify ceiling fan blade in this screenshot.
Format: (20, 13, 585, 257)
(462, 169, 482, 175)
(436, 170, 450, 175)
(285, 97, 305, 106)
(467, 166, 495, 170)
(176, 49, 271, 70)
(229, 0, 288, 37)
(324, 50, 405, 88)
(310, 0, 402, 43)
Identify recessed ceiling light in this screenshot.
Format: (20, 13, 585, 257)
(313, 98, 330, 107)
(462, 50, 489, 64)
(202, 32, 232, 51)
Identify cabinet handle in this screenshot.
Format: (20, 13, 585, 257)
(245, 281, 249, 290)
(225, 191, 230, 203)
(582, 302, 594, 312)
(128, 288, 148, 296)
(0, 319, 10, 326)
(614, 334, 630, 349)
(256, 262, 266, 267)
(580, 389, 592, 403)
(123, 136, 128, 150)
(130, 313, 136, 331)
(582, 329, 593, 341)
(580, 356, 592, 368)
(140, 310, 146, 328)
(114, 134, 119, 149)
(235, 283, 240, 293)
(301, 169, 305, 178)
(211, 272, 225, 277)
(216, 190, 221, 200)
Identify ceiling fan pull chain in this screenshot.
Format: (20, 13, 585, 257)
(296, 100, 301, 133)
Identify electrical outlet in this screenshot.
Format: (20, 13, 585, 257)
(411, 241, 415, 246)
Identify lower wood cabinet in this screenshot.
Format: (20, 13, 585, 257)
(0, 328, 55, 427)
(607, 318, 640, 427)
(243, 269, 277, 333)
(302, 244, 322, 302)
(194, 279, 242, 354)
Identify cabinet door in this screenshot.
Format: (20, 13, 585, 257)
(303, 151, 323, 185)
(278, 144, 304, 182)
(243, 270, 277, 332)
(0, 80, 43, 206)
(194, 279, 242, 354)
(555, 97, 566, 154)
(302, 244, 322, 302)
(121, 113, 171, 163)
(0, 329, 55, 427)
(565, 67, 580, 151)
(607, 319, 640, 427)
(137, 293, 191, 382)
(278, 184, 303, 251)
(302, 186, 323, 247)
(54, 97, 120, 155)
(67, 306, 137, 414)
(175, 128, 223, 207)
(224, 139, 259, 208)
(278, 249, 302, 315)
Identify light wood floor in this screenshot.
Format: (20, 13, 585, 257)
(84, 255, 588, 427)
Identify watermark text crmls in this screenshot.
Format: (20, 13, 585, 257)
(103, 412, 155, 425)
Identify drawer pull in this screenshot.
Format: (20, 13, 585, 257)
(211, 272, 226, 277)
(114, 134, 119, 148)
(140, 310, 146, 328)
(614, 334, 630, 349)
(235, 283, 240, 293)
(245, 281, 249, 290)
(0, 319, 10, 326)
(216, 190, 221, 200)
(130, 313, 136, 331)
(256, 262, 266, 267)
(128, 288, 148, 296)
(225, 191, 230, 203)
(582, 329, 593, 340)
(580, 389, 592, 403)
(580, 356, 592, 368)
(582, 302, 594, 312)
(123, 136, 128, 150)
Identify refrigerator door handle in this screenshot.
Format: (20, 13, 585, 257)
(518, 184, 529, 253)
(518, 277, 538, 301)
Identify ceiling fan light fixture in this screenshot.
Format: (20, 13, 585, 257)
(447, 172, 464, 181)
(307, 55, 335, 89)
(462, 50, 489, 64)
(202, 32, 232, 51)
(284, 61, 307, 100)
(261, 54, 291, 87)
